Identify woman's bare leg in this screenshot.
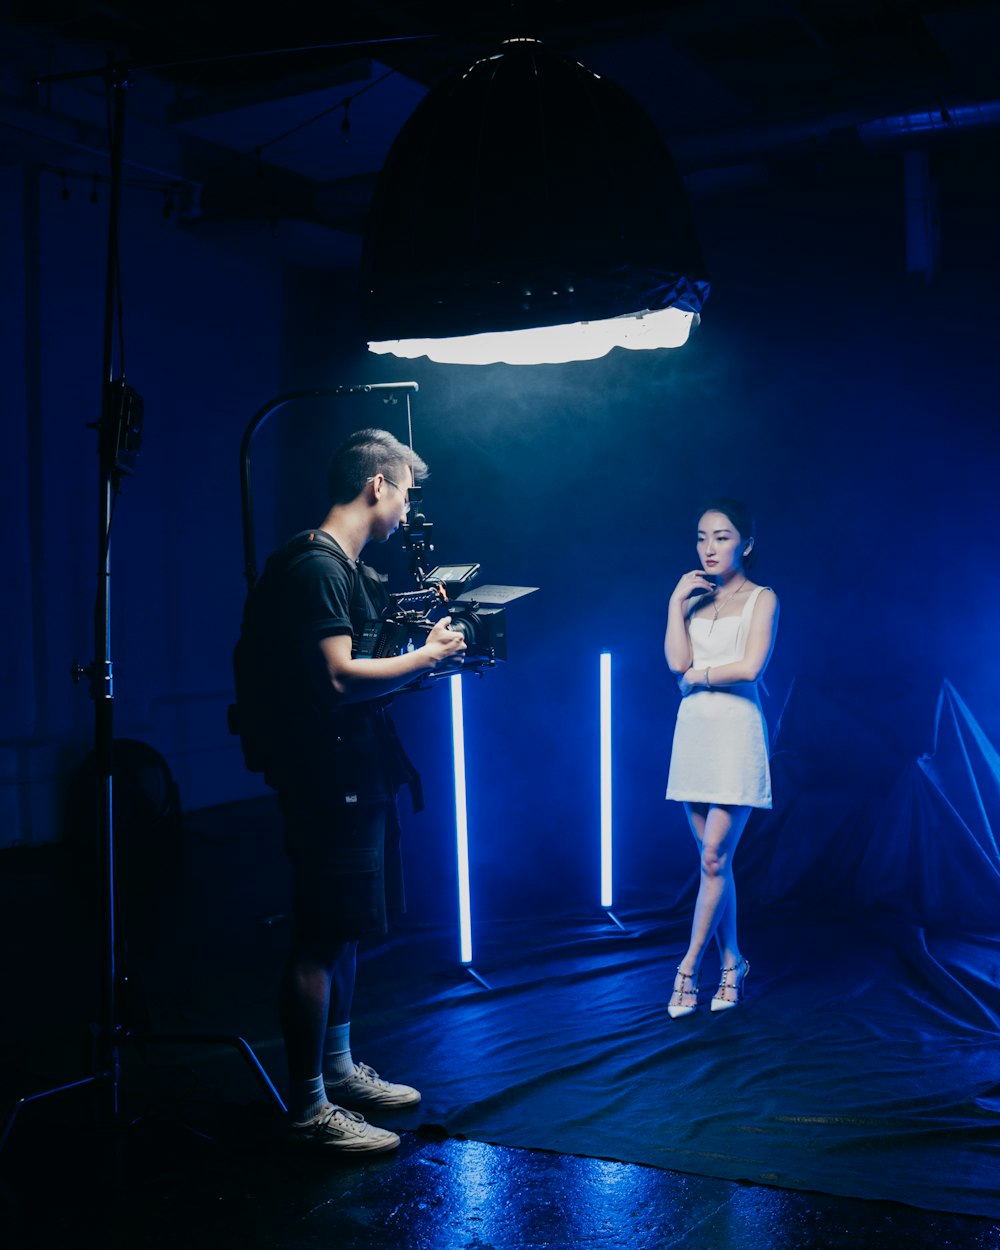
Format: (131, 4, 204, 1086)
(671, 803, 751, 1008)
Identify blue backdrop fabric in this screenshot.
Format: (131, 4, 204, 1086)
(356, 678, 1000, 1219)
(735, 678, 1000, 933)
(364, 914, 1000, 1219)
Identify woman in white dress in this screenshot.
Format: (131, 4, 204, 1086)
(663, 499, 779, 1018)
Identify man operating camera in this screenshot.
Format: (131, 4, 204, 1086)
(238, 427, 465, 1152)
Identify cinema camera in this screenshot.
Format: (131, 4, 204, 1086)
(355, 562, 538, 677)
(355, 487, 536, 681)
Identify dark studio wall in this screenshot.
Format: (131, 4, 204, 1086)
(2, 164, 287, 844)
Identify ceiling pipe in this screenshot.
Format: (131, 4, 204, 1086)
(669, 99, 1000, 184)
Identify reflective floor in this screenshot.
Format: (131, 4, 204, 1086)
(2, 808, 999, 1250)
(5, 1095, 1000, 1250)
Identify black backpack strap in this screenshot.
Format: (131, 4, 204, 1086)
(379, 710, 425, 814)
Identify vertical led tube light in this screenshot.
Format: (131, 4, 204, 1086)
(450, 673, 474, 964)
(600, 651, 613, 909)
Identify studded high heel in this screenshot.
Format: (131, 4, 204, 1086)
(711, 958, 750, 1012)
(668, 967, 699, 1019)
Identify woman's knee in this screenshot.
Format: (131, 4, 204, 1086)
(700, 844, 729, 877)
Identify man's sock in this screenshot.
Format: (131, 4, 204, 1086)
(288, 1074, 327, 1123)
(322, 1022, 355, 1084)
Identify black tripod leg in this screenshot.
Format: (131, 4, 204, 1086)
(0, 1075, 100, 1153)
(137, 1034, 287, 1114)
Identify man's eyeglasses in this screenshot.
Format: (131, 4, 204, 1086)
(377, 474, 410, 514)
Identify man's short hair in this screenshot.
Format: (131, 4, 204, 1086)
(326, 428, 429, 506)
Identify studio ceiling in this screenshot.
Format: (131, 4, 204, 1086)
(5, 1, 1000, 269)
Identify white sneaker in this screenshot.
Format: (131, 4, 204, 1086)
(287, 1102, 400, 1153)
(325, 1062, 421, 1110)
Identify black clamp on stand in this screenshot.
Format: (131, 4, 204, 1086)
(400, 487, 433, 586)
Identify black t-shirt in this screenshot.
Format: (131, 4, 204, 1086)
(252, 530, 393, 802)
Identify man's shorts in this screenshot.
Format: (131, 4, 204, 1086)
(280, 793, 404, 943)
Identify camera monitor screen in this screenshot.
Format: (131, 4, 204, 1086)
(425, 563, 480, 586)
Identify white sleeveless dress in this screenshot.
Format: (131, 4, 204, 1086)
(665, 585, 772, 808)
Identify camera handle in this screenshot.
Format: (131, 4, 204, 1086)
(400, 485, 434, 586)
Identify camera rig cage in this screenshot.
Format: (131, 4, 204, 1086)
(357, 540, 537, 685)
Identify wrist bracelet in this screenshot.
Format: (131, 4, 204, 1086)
(705, 667, 712, 687)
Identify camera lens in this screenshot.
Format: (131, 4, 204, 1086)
(447, 614, 477, 646)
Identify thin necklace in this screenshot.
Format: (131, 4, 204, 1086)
(708, 577, 747, 633)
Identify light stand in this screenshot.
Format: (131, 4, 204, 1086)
(1, 59, 283, 1156)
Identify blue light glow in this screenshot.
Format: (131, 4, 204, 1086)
(600, 651, 613, 909)
(451, 673, 473, 964)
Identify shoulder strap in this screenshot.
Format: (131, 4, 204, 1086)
(282, 528, 351, 569)
(272, 530, 360, 595)
(742, 585, 768, 617)
(248, 530, 361, 631)
(282, 533, 391, 631)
